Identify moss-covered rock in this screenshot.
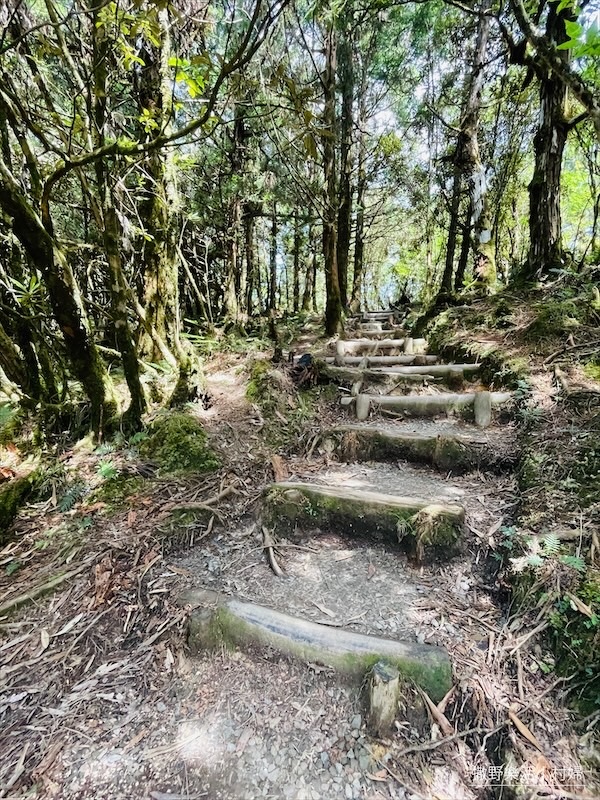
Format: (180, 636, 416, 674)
(139, 412, 220, 475)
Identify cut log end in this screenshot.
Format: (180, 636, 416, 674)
(367, 661, 400, 736)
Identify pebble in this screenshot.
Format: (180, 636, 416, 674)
(320, 752, 329, 767)
(345, 784, 353, 799)
(358, 754, 370, 770)
(351, 714, 362, 730)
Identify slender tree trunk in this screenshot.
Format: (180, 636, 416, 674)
(349, 35, 371, 314)
(463, 0, 495, 288)
(245, 210, 256, 315)
(269, 204, 277, 311)
(302, 223, 314, 311)
(455, 203, 472, 292)
(224, 196, 242, 320)
(322, 21, 343, 335)
(336, 12, 354, 310)
(440, 166, 462, 295)
(293, 210, 301, 312)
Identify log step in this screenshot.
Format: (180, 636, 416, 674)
(323, 355, 439, 367)
(344, 328, 405, 340)
(328, 424, 518, 473)
(263, 481, 465, 561)
(344, 391, 512, 427)
(335, 338, 428, 358)
(181, 588, 452, 701)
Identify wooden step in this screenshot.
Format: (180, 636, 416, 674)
(335, 338, 427, 358)
(263, 481, 465, 562)
(323, 355, 439, 367)
(344, 328, 405, 340)
(328, 424, 517, 473)
(342, 391, 512, 426)
(181, 588, 452, 701)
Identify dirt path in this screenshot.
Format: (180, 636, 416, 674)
(0, 319, 595, 799)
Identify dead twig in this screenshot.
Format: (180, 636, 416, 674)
(262, 526, 285, 577)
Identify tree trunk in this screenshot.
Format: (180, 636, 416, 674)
(135, 9, 182, 359)
(93, 9, 146, 430)
(464, 0, 495, 289)
(454, 201, 472, 292)
(440, 164, 462, 295)
(0, 160, 117, 433)
(245, 209, 256, 315)
(336, 13, 354, 310)
(322, 22, 343, 335)
(302, 223, 315, 312)
(293, 209, 301, 312)
(349, 37, 371, 315)
(269, 204, 277, 311)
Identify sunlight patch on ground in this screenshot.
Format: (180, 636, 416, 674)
(176, 716, 228, 765)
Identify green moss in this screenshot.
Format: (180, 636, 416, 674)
(548, 575, 600, 713)
(92, 475, 145, 507)
(524, 298, 588, 342)
(583, 363, 600, 382)
(0, 404, 23, 446)
(0, 470, 39, 542)
(139, 412, 220, 475)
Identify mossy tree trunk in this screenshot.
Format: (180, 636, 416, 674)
(135, 8, 183, 361)
(0, 159, 117, 434)
(93, 10, 146, 431)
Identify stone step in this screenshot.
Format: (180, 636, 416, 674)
(181, 588, 452, 701)
(263, 481, 465, 562)
(327, 423, 518, 473)
(335, 338, 428, 358)
(323, 355, 439, 367)
(341, 390, 512, 426)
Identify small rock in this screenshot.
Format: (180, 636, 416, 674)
(351, 729, 360, 739)
(351, 714, 362, 730)
(329, 766, 337, 778)
(358, 755, 370, 771)
(345, 784, 353, 799)
(347, 749, 355, 761)
(321, 752, 330, 767)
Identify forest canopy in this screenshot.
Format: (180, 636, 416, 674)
(0, 0, 598, 435)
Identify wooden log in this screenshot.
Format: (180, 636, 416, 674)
(368, 662, 400, 736)
(263, 482, 464, 560)
(181, 588, 452, 701)
(319, 364, 441, 386)
(336, 339, 410, 357)
(371, 364, 478, 376)
(352, 391, 511, 420)
(347, 329, 405, 340)
(356, 395, 371, 420)
(330, 425, 518, 473)
(473, 390, 492, 428)
(323, 355, 438, 366)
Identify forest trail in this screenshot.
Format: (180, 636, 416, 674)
(164, 313, 531, 799)
(1, 312, 594, 800)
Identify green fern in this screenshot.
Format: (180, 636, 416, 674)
(97, 461, 118, 479)
(541, 533, 561, 556)
(559, 554, 586, 574)
(58, 482, 86, 512)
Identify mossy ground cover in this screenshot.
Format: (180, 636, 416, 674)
(139, 411, 220, 475)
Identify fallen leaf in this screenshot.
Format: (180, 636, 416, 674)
(56, 613, 84, 636)
(508, 710, 546, 755)
(367, 770, 388, 782)
(40, 629, 50, 652)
